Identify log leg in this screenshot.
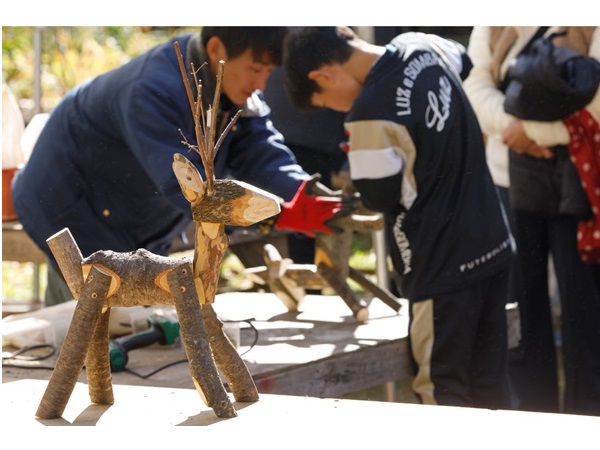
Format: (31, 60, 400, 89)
(86, 306, 114, 405)
(348, 267, 403, 313)
(262, 243, 304, 311)
(168, 263, 236, 419)
(46, 227, 85, 300)
(202, 303, 259, 402)
(317, 263, 369, 323)
(36, 266, 111, 419)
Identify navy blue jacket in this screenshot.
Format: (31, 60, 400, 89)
(12, 34, 307, 259)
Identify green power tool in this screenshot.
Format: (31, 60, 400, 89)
(108, 313, 180, 372)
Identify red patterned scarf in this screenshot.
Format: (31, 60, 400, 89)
(564, 108, 600, 264)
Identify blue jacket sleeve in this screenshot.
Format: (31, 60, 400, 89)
(110, 59, 207, 216)
(222, 105, 309, 202)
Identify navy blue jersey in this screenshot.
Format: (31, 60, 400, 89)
(345, 33, 514, 300)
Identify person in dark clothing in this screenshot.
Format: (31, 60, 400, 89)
(12, 27, 343, 306)
(283, 26, 514, 409)
(464, 26, 600, 416)
(264, 66, 349, 265)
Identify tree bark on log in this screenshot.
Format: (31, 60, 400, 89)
(83, 249, 189, 307)
(46, 228, 85, 300)
(36, 266, 111, 419)
(190, 222, 228, 305)
(168, 262, 236, 419)
(202, 303, 259, 402)
(189, 179, 280, 227)
(86, 307, 115, 405)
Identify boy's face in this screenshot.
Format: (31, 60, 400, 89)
(208, 38, 276, 106)
(308, 65, 361, 112)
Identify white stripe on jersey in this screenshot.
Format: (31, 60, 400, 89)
(348, 147, 403, 180)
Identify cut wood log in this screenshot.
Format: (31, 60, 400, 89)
(262, 243, 305, 311)
(189, 222, 228, 305)
(168, 262, 236, 418)
(348, 267, 403, 313)
(86, 307, 114, 405)
(36, 265, 111, 419)
(46, 228, 85, 300)
(202, 303, 259, 402)
(82, 249, 189, 307)
(317, 263, 369, 323)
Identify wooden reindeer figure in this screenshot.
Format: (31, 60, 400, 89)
(35, 43, 280, 420)
(243, 188, 403, 323)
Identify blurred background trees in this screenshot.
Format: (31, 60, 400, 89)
(2, 26, 472, 123)
(2, 26, 192, 122)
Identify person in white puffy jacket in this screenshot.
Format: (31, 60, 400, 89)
(464, 26, 600, 416)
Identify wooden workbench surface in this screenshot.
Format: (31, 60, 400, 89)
(2, 292, 412, 399)
(2, 378, 598, 448)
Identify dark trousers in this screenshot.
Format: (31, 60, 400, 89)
(409, 270, 512, 410)
(496, 186, 523, 305)
(496, 186, 526, 409)
(512, 211, 600, 415)
(45, 257, 73, 306)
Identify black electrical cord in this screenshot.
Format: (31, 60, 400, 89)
(123, 358, 189, 379)
(235, 318, 259, 356)
(2, 343, 57, 370)
(121, 318, 260, 379)
(1, 319, 261, 378)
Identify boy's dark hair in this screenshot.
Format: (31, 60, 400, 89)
(283, 27, 356, 110)
(201, 27, 289, 66)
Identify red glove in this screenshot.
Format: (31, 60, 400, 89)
(276, 179, 343, 237)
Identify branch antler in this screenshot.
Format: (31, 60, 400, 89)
(173, 41, 240, 196)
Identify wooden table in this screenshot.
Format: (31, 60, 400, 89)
(2, 378, 598, 448)
(2, 292, 414, 401)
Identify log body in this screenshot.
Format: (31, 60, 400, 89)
(82, 249, 190, 307)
